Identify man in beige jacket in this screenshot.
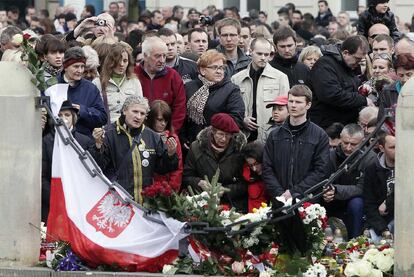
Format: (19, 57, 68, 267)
(232, 37, 290, 142)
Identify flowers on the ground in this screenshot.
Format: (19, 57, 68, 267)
(303, 263, 327, 277)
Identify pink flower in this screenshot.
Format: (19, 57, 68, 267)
(231, 261, 245, 274)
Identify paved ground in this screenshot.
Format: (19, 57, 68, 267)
(0, 267, 204, 277)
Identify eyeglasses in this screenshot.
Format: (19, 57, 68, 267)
(373, 53, 393, 63)
(206, 65, 227, 71)
(220, 33, 238, 39)
(213, 130, 233, 139)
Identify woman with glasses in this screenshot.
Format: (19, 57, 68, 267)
(180, 49, 245, 152)
(183, 113, 247, 212)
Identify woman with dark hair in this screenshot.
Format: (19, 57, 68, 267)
(146, 100, 183, 191)
(242, 141, 268, 212)
(379, 53, 414, 133)
(93, 43, 142, 123)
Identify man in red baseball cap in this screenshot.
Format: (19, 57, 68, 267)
(262, 95, 289, 142)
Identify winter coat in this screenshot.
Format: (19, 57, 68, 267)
(242, 164, 268, 212)
(231, 63, 290, 142)
(57, 74, 108, 136)
(93, 76, 143, 123)
(308, 44, 367, 129)
(42, 129, 93, 223)
(171, 56, 199, 84)
(153, 131, 183, 192)
(269, 53, 309, 88)
(134, 64, 186, 132)
(327, 145, 376, 201)
(216, 45, 251, 77)
(357, 8, 400, 42)
(378, 81, 399, 132)
(262, 119, 330, 198)
(180, 77, 245, 146)
(315, 9, 334, 27)
(262, 118, 283, 144)
(90, 119, 179, 204)
(183, 127, 248, 212)
(363, 153, 395, 235)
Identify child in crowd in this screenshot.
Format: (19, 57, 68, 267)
(263, 95, 289, 143)
(357, 0, 400, 42)
(146, 100, 183, 191)
(242, 141, 268, 212)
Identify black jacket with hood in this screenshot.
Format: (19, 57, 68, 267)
(262, 119, 330, 198)
(357, 6, 400, 42)
(315, 8, 334, 27)
(308, 44, 368, 129)
(363, 153, 395, 235)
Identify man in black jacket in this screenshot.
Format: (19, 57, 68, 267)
(158, 28, 198, 84)
(322, 124, 376, 238)
(269, 26, 309, 88)
(315, 0, 334, 28)
(263, 85, 330, 200)
(364, 132, 395, 242)
(308, 35, 374, 129)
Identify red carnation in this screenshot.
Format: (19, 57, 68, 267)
(302, 202, 312, 209)
(23, 33, 31, 40)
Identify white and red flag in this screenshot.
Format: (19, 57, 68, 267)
(47, 124, 188, 272)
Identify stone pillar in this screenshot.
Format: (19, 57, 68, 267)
(395, 77, 414, 276)
(0, 62, 41, 266)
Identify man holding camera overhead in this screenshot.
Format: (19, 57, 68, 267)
(65, 13, 116, 42)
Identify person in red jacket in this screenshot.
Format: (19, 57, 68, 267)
(135, 36, 186, 132)
(146, 100, 183, 191)
(242, 141, 268, 212)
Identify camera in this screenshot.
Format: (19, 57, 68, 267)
(199, 16, 213, 26)
(95, 19, 107, 27)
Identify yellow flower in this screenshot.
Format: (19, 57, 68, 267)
(252, 208, 258, 213)
(261, 202, 267, 208)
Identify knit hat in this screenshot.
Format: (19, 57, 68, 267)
(266, 95, 289, 108)
(210, 113, 239, 133)
(63, 46, 86, 68)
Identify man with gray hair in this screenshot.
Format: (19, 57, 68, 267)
(134, 36, 186, 132)
(322, 123, 376, 238)
(91, 95, 179, 203)
(0, 25, 22, 52)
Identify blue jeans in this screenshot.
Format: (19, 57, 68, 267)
(345, 197, 364, 239)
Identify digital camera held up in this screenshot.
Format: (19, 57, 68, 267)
(95, 19, 107, 27)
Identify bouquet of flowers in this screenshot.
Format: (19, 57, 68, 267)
(298, 202, 328, 258)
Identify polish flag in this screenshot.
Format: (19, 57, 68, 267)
(47, 124, 188, 272)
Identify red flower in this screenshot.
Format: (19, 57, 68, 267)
(299, 211, 306, 219)
(23, 33, 31, 40)
(220, 204, 231, 211)
(302, 202, 312, 209)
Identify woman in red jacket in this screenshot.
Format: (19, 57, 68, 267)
(146, 100, 183, 191)
(242, 141, 268, 212)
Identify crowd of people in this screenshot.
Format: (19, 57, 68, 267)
(1, 0, 413, 243)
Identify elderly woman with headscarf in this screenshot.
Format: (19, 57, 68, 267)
(183, 113, 247, 212)
(91, 95, 179, 203)
(180, 50, 245, 151)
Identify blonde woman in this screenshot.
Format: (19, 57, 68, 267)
(298, 45, 323, 69)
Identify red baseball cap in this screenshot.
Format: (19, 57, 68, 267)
(266, 95, 288, 108)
